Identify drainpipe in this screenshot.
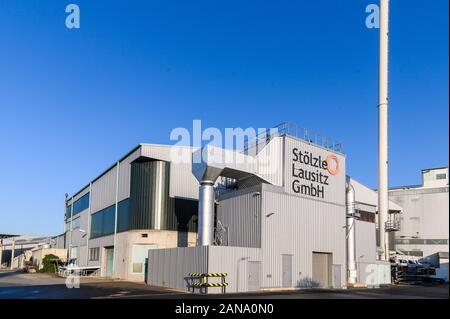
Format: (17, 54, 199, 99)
(85, 182, 92, 266)
(69, 197, 74, 261)
(198, 181, 215, 246)
(346, 182, 357, 285)
(112, 161, 120, 277)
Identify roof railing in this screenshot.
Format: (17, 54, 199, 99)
(242, 122, 343, 154)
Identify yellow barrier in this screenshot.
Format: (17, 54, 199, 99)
(188, 273, 228, 294)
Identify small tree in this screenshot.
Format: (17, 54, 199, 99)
(38, 254, 60, 273)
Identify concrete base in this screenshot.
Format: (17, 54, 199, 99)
(347, 283, 367, 288)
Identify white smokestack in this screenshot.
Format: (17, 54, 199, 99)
(378, 0, 390, 261)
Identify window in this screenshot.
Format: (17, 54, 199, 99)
(72, 217, 81, 229)
(90, 205, 116, 239)
(89, 247, 99, 261)
(118, 199, 130, 232)
(73, 192, 90, 216)
(357, 210, 375, 223)
(436, 173, 447, 180)
(65, 204, 72, 219)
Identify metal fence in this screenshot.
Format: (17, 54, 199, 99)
(242, 122, 343, 154)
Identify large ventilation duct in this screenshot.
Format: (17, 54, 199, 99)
(346, 181, 357, 285)
(192, 145, 268, 246)
(198, 181, 215, 246)
(378, 0, 390, 261)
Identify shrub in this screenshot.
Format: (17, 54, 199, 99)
(38, 254, 60, 273)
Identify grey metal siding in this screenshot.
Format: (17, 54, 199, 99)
(146, 246, 261, 293)
(91, 166, 117, 213)
(118, 148, 141, 202)
(355, 220, 377, 263)
(147, 246, 208, 290)
(284, 136, 346, 206)
(140, 144, 199, 200)
(71, 186, 90, 205)
(255, 136, 284, 187)
(208, 246, 262, 293)
(261, 188, 346, 289)
(169, 162, 199, 200)
(129, 160, 170, 230)
(217, 189, 262, 248)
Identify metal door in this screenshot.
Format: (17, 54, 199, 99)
(247, 261, 261, 292)
(105, 247, 114, 277)
(312, 252, 331, 288)
(282, 254, 293, 288)
(332, 264, 342, 288)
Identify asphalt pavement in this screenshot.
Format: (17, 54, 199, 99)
(0, 270, 448, 299)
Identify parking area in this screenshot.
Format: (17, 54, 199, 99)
(0, 271, 448, 299)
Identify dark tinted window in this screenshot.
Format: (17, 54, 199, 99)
(118, 199, 130, 232)
(73, 193, 90, 216)
(65, 204, 72, 219)
(90, 205, 116, 239)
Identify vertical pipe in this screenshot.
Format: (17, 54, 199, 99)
(154, 161, 164, 230)
(346, 183, 357, 285)
(10, 238, 15, 270)
(198, 181, 215, 246)
(112, 161, 120, 277)
(68, 197, 74, 261)
(85, 182, 92, 266)
(378, 0, 390, 261)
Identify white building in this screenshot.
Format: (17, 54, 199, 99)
(389, 167, 449, 258)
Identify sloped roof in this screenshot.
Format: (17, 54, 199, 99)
(348, 176, 403, 211)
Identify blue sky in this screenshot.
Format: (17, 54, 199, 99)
(0, 0, 448, 236)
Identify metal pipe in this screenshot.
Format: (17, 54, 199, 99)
(85, 182, 92, 266)
(112, 161, 120, 277)
(346, 182, 357, 285)
(198, 181, 215, 246)
(378, 0, 390, 261)
(68, 197, 74, 261)
(10, 238, 15, 270)
(154, 161, 164, 230)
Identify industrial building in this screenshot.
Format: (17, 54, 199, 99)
(61, 143, 200, 281)
(60, 123, 402, 291)
(0, 235, 53, 269)
(389, 167, 449, 258)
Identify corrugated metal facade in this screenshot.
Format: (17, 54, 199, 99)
(355, 220, 377, 263)
(118, 148, 141, 202)
(147, 246, 261, 293)
(217, 186, 262, 248)
(129, 160, 170, 230)
(140, 144, 199, 200)
(147, 246, 208, 290)
(169, 162, 199, 200)
(255, 136, 284, 187)
(208, 246, 262, 293)
(390, 187, 449, 257)
(284, 136, 346, 206)
(70, 186, 90, 205)
(69, 144, 199, 217)
(91, 166, 118, 213)
(260, 185, 346, 289)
